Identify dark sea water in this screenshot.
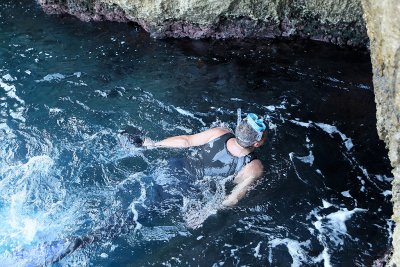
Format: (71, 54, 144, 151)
(0, 0, 394, 266)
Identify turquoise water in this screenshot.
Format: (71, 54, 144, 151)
(0, 0, 394, 266)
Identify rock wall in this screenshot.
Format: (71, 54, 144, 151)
(37, 0, 368, 47)
(361, 1, 400, 265)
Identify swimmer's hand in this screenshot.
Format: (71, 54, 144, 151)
(120, 126, 144, 147)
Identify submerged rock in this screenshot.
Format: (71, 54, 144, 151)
(36, 0, 368, 47)
(361, 0, 400, 266)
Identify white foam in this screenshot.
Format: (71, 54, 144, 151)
(175, 107, 206, 126)
(296, 151, 314, 166)
(2, 74, 16, 81)
(290, 120, 311, 128)
(22, 218, 38, 242)
(182, 176, 231, 229)
(382, 190, 392, 197)
(253, 241, 262, 258)
(175, 125, 192, 133)
(322, 200, 332, 209)
(313, 204, 367, 247)
(315, 123, 337, 135)
(0, 155, 56, 198)
(327, 77, 343, 83)
(9, 108, 26, 122)
(175, 107, 194, 116)
(95, 90, 108, 97)
(269, 238, 311, 267)
(289, 120, 353, 151)
(76, 100, 90, 111)
(0, 78, 25, 104)
(344, 139, 354, 151)
(308, 202, 368, 267)
(289, 152, 308, 184)
(325, 208, 366, 239)
(139, 226, 187, 241)
(387, 220, 394, 243)
(67, 81, 87, 86)
(0, 174, 62, 248)
(357, 84, 371, 90)
(341, 191, 352, 198)
(277, 99, 287, 109)
(265, 105, 276, 112)
(0, 79, 14, 92)
(268, 121, 277, 130)
(49, 108, 63, 114)
(375, 175, 393, 183)
(314, 247, 332, 267)
(35, 73, 65, 82)
(315, 123, 353, 151)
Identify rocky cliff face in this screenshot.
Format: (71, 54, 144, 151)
(37, 0, 368, 47)
(361, 1, 400, 265)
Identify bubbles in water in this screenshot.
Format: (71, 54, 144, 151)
(182, 176, 231, 229)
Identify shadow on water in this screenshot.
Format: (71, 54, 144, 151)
(0, 0, 393, 266)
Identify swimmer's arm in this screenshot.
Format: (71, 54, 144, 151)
(143, 128, 229, 148)
(222, 159, 264, 207)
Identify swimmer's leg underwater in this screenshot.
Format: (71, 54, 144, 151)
(13, 127, 193, 265)
(24, 127, 145, 264)
(13, 182, 181, 264)
(13, 210, 137, 266)
(18, 185, 184, 265)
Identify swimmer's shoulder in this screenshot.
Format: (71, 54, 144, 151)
(207, 127, 232, 139)
(203, 127, 233, 141)
(188, 127, 231, 146)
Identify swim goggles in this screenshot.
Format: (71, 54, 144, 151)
(236, 108, 267, 141)
(247, 113, 266, 132)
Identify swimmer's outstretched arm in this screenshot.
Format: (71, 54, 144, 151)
(143, 128, 229, 148)
(222, 159, 264, 207)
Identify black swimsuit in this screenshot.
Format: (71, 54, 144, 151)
(142, 132, 255, 223)
(184, 132, 255, 178)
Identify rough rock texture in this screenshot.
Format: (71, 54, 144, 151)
(37, 0, 368, 47)
(361, 1, 400, 266)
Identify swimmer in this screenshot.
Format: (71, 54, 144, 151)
(142, 111, 267, 207)
(18, 111, 267, 265)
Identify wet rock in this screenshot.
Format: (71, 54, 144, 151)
(37, 0, 129, 22)
(361, 0, 400, 265)
(36, 0, 368, 47)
